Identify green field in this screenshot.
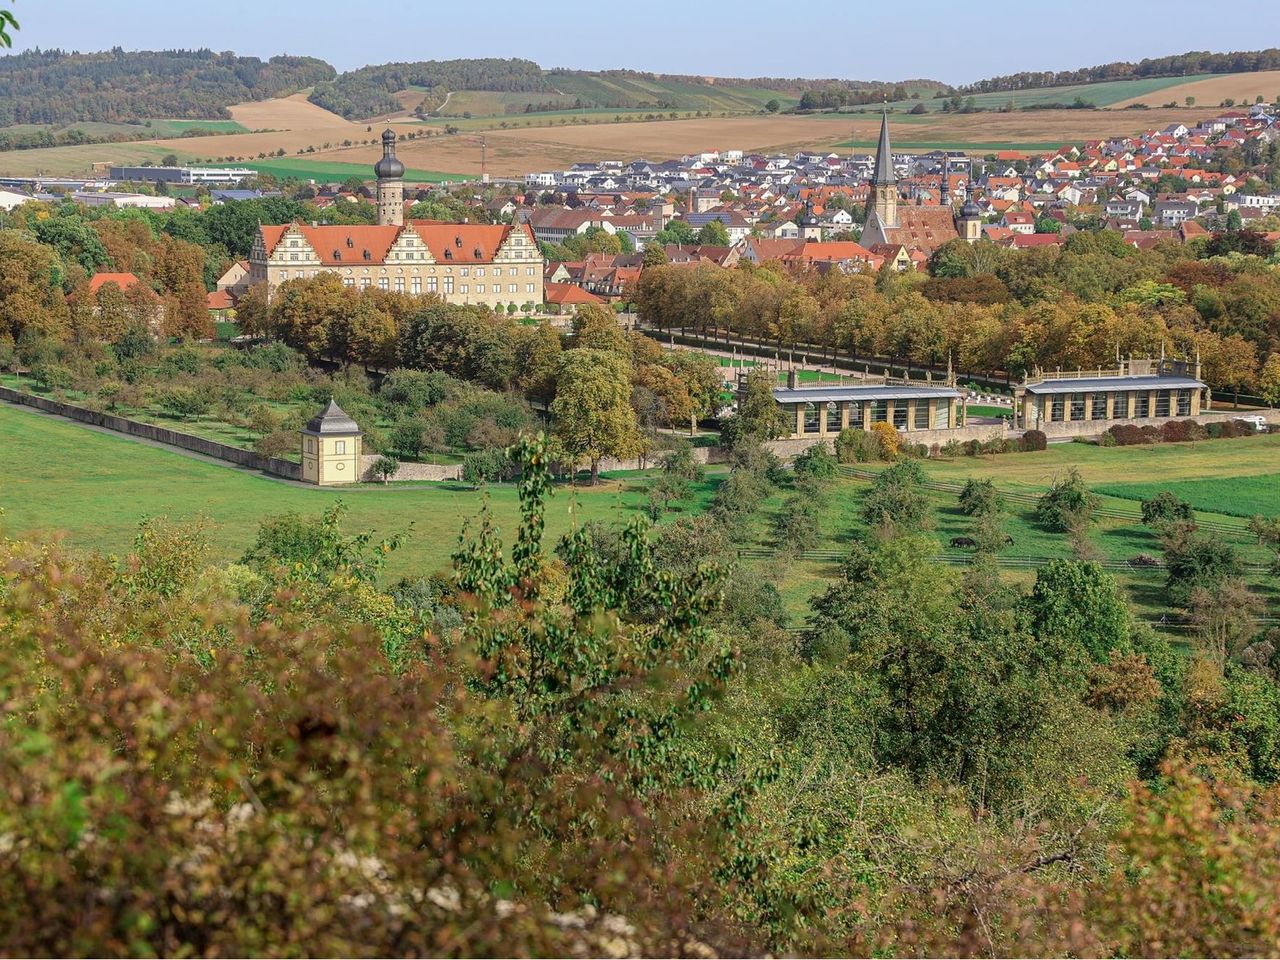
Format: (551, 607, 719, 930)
(1096, 474, 1280, 519)
(836, 74, 1215, 115)
(5, 400, 1277, 627)
(240, 157, 470, 183)
(0, 404, 711, 579)
(156, 119, 250, 134)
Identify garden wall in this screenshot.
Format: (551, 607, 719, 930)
(0, 386, 302, 480)
(358, 455, 462, 483)
(766, 423, 1007, 459)
(1035, 409, 1279, 440)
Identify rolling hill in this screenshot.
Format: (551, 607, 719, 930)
(306, 58, 950, 121)
(0, 48, 334, 126)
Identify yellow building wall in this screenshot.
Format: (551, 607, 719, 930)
(301, 433, 362, 486)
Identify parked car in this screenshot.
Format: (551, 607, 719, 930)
(1234, 414, 1268, 431)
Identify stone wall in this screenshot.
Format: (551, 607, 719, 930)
(0, 386, 302, 480)
(358, 455, 462, 483)
(766, 423, 1007, 459)
(1035, 408, 1279, 440)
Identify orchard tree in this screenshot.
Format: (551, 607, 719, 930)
(550, 348, 642, 483)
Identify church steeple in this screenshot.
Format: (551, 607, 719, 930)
(867, 110, 898, 228)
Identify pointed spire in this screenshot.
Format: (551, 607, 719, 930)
(873, 110, 895, 185)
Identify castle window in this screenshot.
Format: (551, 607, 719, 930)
(427, 277, 437, 293)
(508, 284, 517, 293)
(379, 278, 389, 291)
(461, 267, 469, 277)
(476, 284, 484, 294)
(476, 267, 484, 277)
(444, 277, 454, 294)
(335, 441, 346, 455)
(394, 277, 404, 293)
(462, 285, 470, 294)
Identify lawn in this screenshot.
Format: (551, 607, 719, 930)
(0, 404, 712, 581)
(1096, 474, 1280, 519)
(239, 157, 469, 183)
(905, 434, 1280, 494)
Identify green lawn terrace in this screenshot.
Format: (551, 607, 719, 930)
(0, 402, 715, 580)
(3, 399, 1276, 638)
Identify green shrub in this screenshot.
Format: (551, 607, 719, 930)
(1036, 467, 1098, 532)
(1141, 491, 1194, 527)
(959, 477, 1002, 516)
(793, 442, 839, 481)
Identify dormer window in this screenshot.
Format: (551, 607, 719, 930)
(346, 237, 354, 248)
(363, 249, 371, 260)
(444, 249, 453, 259)
(334, 250, 342, 260)
(454, 236, 463, 247)
(473, 247, 483, 258)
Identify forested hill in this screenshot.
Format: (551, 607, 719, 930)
(306, 57, 950, 119)
(0, 49, 335, 126)
(963, 47, 1280, 94)
(307, 58, 549, 118)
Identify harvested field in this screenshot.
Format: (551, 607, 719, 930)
(225, 93, 352, 131)
(1109, 69, 1280, 108)
(0, 97, 1225, 178)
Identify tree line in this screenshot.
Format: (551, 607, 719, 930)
(0, 48, 333, 126)
(962, 47, 1280, 95)
(635, 230, 1280, 398)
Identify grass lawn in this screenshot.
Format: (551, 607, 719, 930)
(966, 404, 1013, 419)
(904, 435, 1280, 493)
(1095, 474, 1280, 519)
(240, 158, 469, 183)
(0, 404, 715, 581)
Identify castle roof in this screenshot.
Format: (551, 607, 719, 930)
(303, 399, 361, 436)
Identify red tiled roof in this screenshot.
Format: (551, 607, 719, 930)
(545, 282, 605, 306)
(206, 290, 234, 310)
(88, 272, 144, 293)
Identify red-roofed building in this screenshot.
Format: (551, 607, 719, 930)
(88, 272, 146, 294)
(249, 219, 543, 310)
(544, 281, 606, 314)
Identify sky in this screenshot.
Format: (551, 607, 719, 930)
(7, 0, 1280, 85)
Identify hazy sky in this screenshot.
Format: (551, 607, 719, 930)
(7, 0, 1280, 85)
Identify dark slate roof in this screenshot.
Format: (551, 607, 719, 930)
(873, 111, 895, 186)
(303, 399, 361, 435)
(1025, 375, 1204, 395)
(773, 384, 960, 404)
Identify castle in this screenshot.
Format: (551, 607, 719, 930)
(247, 130, 544, 311)
(859, 112, 982, 255)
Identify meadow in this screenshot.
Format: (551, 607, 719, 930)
(4, 399, 1276, 631)
(1096, 474, 1280, 518)
(0, 403, 711, 580)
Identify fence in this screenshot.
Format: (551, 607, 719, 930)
(0, 385, 302, 480)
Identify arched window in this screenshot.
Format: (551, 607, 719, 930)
(826, 400, 841, 431)
(803, 403, 820, 434)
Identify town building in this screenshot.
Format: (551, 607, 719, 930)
(248, 131, 543, 311)
(859, 113, 965, 256)
(108, 165, 255, 184)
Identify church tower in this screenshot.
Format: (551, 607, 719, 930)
(375, 128, 405, 227)
(959, 185, 983, 243)
(867, 111, 898, 229)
